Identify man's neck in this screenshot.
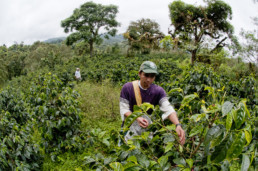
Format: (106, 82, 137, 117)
(138, 80, 148, 90)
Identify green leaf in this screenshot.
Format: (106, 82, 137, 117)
(244, 130, 252, 146)
(137, 154, 150, 168)
(140, 103, 154, 113)
(239, 99, 250, 118)
(204, 125, 224, 147)
(159, 124, 176, 132)
(189, 125, 203, 137)
(222, 101, 234, 117)
(123, 162, 140, 171)
(180, 93, 198, 109)
(241, 154, 250, 171)
(110, 162, 124, 171)
(141, 132, 150, 140)
(168, 88, 183, 94)
(186, 159, 193, 168)
(226, 131, 246, 160)
(104, 157, 113, 165)
(127, 156, 138, 164)
(124, 111, 143, 132)
(190, 113, 206, 122)
(204, 125, 225, 155)
(149, 160, 157, 168)
(83, 156, 95, 165)
(179, 145, 183, 153)
(233, 106, 246, 129)
(211, 131, 225, 148)
(173, 158, 186, 167)
(226, 110, 233, 131)
(158, 155, 168, 168)
(102, 137, 110, 147)
(211, 133, 233, 163)
(164, 142, 174, 153)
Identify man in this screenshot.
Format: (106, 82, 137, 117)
(75, 68, 81, 83)
(120, 61, 185, 145)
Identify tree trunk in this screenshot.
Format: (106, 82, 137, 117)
(89, 41, 93, 57)
(191, 49, 197, 65)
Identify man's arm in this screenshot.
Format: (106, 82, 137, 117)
(159, 97, 185, 145)
(168, 112, 185, 145)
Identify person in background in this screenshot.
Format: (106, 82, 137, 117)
(120, 61, 185, 145)
(75, 68, 81, 83)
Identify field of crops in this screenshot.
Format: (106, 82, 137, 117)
(0, 48, 257, 170)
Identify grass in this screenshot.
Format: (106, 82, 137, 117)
(42, 80, 122, 170)
(75, 80, 121, 131)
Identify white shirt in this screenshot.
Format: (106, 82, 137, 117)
(75, 70, 81, 79)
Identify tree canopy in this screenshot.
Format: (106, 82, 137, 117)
(61, 1, 119, 57)
(169, 0, 234, 64)
(239, 17, 258, 67)
(123, 18, 164, 54)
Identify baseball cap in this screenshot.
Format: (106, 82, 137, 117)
(139, 61, 158, 74)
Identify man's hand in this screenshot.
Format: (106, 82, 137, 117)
(176, 125, 185, 145)
(136, 117, 149, 128)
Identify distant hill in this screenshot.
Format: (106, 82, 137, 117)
(44, 37, 66, 44)
(43, 34, 125, 45)
(101, 34, 125, 45)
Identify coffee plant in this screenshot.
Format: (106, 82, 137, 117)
(0, 72, 86, 169)
(0, 88, 42, 170)
(81, 65, 257, 170)
(28, 73, 84, 160)
(82, 90, 256, 170)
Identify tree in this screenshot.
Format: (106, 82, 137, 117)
(0, 45, 8, 84)
(123, 18, 164, 54)
(239, 17, 258, 66)
(168, 0, 234, 65)
(61, 1, 119, 57)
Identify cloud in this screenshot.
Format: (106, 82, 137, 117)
(0, 0, 257, 46)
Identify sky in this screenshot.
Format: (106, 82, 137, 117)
(0, 0, 257, 46)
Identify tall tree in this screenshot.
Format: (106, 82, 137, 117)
(61, 1, 119, 57)
(239, 17, 258, 73)
(0, 45, 8, 84)
(169, 0, 234, 65)
(123, 18, 164, 54)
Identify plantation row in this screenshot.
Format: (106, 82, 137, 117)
(0, 55, 257, 170)
(80, 64, 257, 170)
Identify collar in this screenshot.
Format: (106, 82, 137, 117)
(138, 80, 148, 90)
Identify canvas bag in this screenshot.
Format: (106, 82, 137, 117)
(124, 80, 152, 141)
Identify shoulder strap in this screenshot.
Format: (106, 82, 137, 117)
(132, 80, 142, 106)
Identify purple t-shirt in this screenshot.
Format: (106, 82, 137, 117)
(120, 82, 167, 113)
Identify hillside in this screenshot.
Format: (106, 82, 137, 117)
(43, 34, 125, 45)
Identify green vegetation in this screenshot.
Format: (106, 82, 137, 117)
(168, 0, 237, 65)
(0, 0, 257, 170)
(61, 1, 119, 57)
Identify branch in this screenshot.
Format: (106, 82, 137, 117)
(210, 37, 227, 53)
(204, 31, 220, 39)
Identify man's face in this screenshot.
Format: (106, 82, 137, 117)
(138, 71, 156, 89)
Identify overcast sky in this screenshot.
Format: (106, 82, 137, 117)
(0, 0, 257, 46)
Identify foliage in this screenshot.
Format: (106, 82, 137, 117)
(0, 72, 85, 169)
(61, 1, 119, 57)
(0, 87, 42, 170)
(159, 35, 175, 51)
(75, 80, 121, 131)
(80, 65, 257, 171)
(124, 18, 164, 55)
(0, 1, 257, 169)
(239, 21, 258, 73)
(28, 73, 84, 160)
(169, 0, 234, 65)
(0, 45, 8, 84)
